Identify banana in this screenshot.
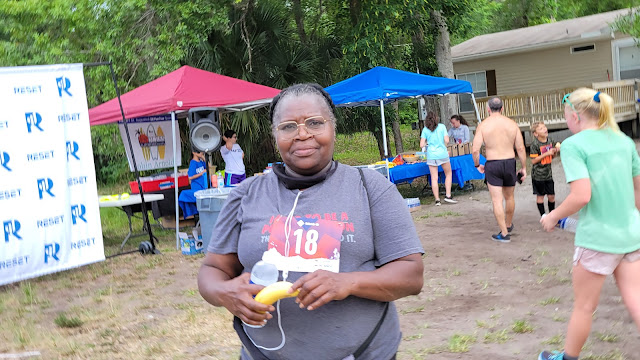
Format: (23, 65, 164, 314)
(254, 281, 300, 305)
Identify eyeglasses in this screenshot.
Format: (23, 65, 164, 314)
(562, 93, 581, 121)
(562, 93, 576, 110)
(276, 116, 328, 140)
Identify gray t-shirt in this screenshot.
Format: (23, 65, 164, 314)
(208, 163, 424, 360)
(447, 124, 470, 144)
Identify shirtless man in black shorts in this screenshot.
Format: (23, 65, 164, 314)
(472, 97, 527, 242)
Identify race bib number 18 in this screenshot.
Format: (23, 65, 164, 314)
(263, 215, 343, 273)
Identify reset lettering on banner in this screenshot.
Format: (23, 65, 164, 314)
(0, 63, 104, 286)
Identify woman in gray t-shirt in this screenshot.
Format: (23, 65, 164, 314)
(447, 114, 470, 144)
(198, 83, 424, 360)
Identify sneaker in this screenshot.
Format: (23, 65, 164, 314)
(444, 196, 458, 204)
(435, 200, 441, 206)
(491, 232, 511, 243)
(538, 350, 565, 360)
(507, 223, 514, 233)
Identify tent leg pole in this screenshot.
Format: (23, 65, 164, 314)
(379, 100, 388, 160)
(471, 93, 481, 124)
(108, 62, 157, 253)
(172, 111, 179, 250)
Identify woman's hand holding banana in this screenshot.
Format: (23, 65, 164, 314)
(289, 270, 353, 311)
(219, 272, 275, 326)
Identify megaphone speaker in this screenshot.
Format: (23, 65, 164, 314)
(188, 107, 222, 152)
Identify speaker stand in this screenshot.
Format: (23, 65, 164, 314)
(204, 152, 211, 190)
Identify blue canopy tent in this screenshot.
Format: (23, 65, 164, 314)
(325, 66, 481, 159)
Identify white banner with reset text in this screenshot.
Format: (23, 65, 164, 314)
(0, 63, 104, 286)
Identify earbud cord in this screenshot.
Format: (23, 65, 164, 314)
(243, 190, 303, 352)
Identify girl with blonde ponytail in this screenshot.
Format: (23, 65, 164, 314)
(538, 87, 640, 360)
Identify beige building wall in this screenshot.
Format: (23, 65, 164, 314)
(453, 38, 615, 95)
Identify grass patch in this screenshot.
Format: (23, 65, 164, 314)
(20, 282, 37, 305)
(480, 280, 489, 290)
(484, 329, 512, 344)
(448, 333, 477, 353)
(595, 332, 619, 343)
(400, 305, 425, 315)
(542, 334, 564, 345)
(403, 333, 423, 341)
(54, 313, 83, 328)
(476, 320, 491, 329)
(512, 319, 534, 333)
(432, 210, 462, 217)
(539, 297, 561, 306)
(552, 314, 566, 322)
(538, 267, 558, 277)
(582, 350, 626, 360)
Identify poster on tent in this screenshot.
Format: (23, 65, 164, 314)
(118, 115, 181, 171)
(0, 63, 105, 286)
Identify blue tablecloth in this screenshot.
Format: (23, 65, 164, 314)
(389, 154, 486, 186)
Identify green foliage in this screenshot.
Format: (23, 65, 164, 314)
(450, 0, 501, 45)
(91, 125, 129, 185)
(613, 8, 640, 39)
(4, 0, 629, 184)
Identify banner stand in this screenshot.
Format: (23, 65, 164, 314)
(86, 61, 159, 257)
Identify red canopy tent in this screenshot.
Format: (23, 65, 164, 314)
(89, 65, 280, 250)
(89, 65, 281, 125)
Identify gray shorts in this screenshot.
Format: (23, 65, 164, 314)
(425, 158, 450, 167)
(573, 247, 640, 275)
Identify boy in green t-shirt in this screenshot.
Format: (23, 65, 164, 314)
(529, 122, 559, 216)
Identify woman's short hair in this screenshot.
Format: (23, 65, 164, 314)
(224, 129, 236, 139)
(450, 114, 468, 126)
(269, 83, 336, 134)
(425, 111, 438, 131)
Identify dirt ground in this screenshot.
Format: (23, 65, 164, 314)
(2, 146, 639, 359)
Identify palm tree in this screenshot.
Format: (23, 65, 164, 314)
(184, 0, 341, 173)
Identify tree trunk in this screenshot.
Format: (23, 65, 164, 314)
(292, 0, 307, 43)
(431, 9, 458, 123)
(391, 102, 404, 154)
(373, 128, 385, 160)
(349, 0, 361, 26)
(372, 126, 393, 160)
(385, 127, 393, 158)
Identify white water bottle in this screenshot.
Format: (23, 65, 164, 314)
(557, 217, 578, 233)
(542, 214, 578, 233)
(250, 261, 279, 286)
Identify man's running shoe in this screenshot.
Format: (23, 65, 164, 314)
(538, 351, 565, 360)
(444, 196, 458, 204)
(491, 232, 511, 243)
(435, 200, 441, 206)
(507, 223, 514, 233)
